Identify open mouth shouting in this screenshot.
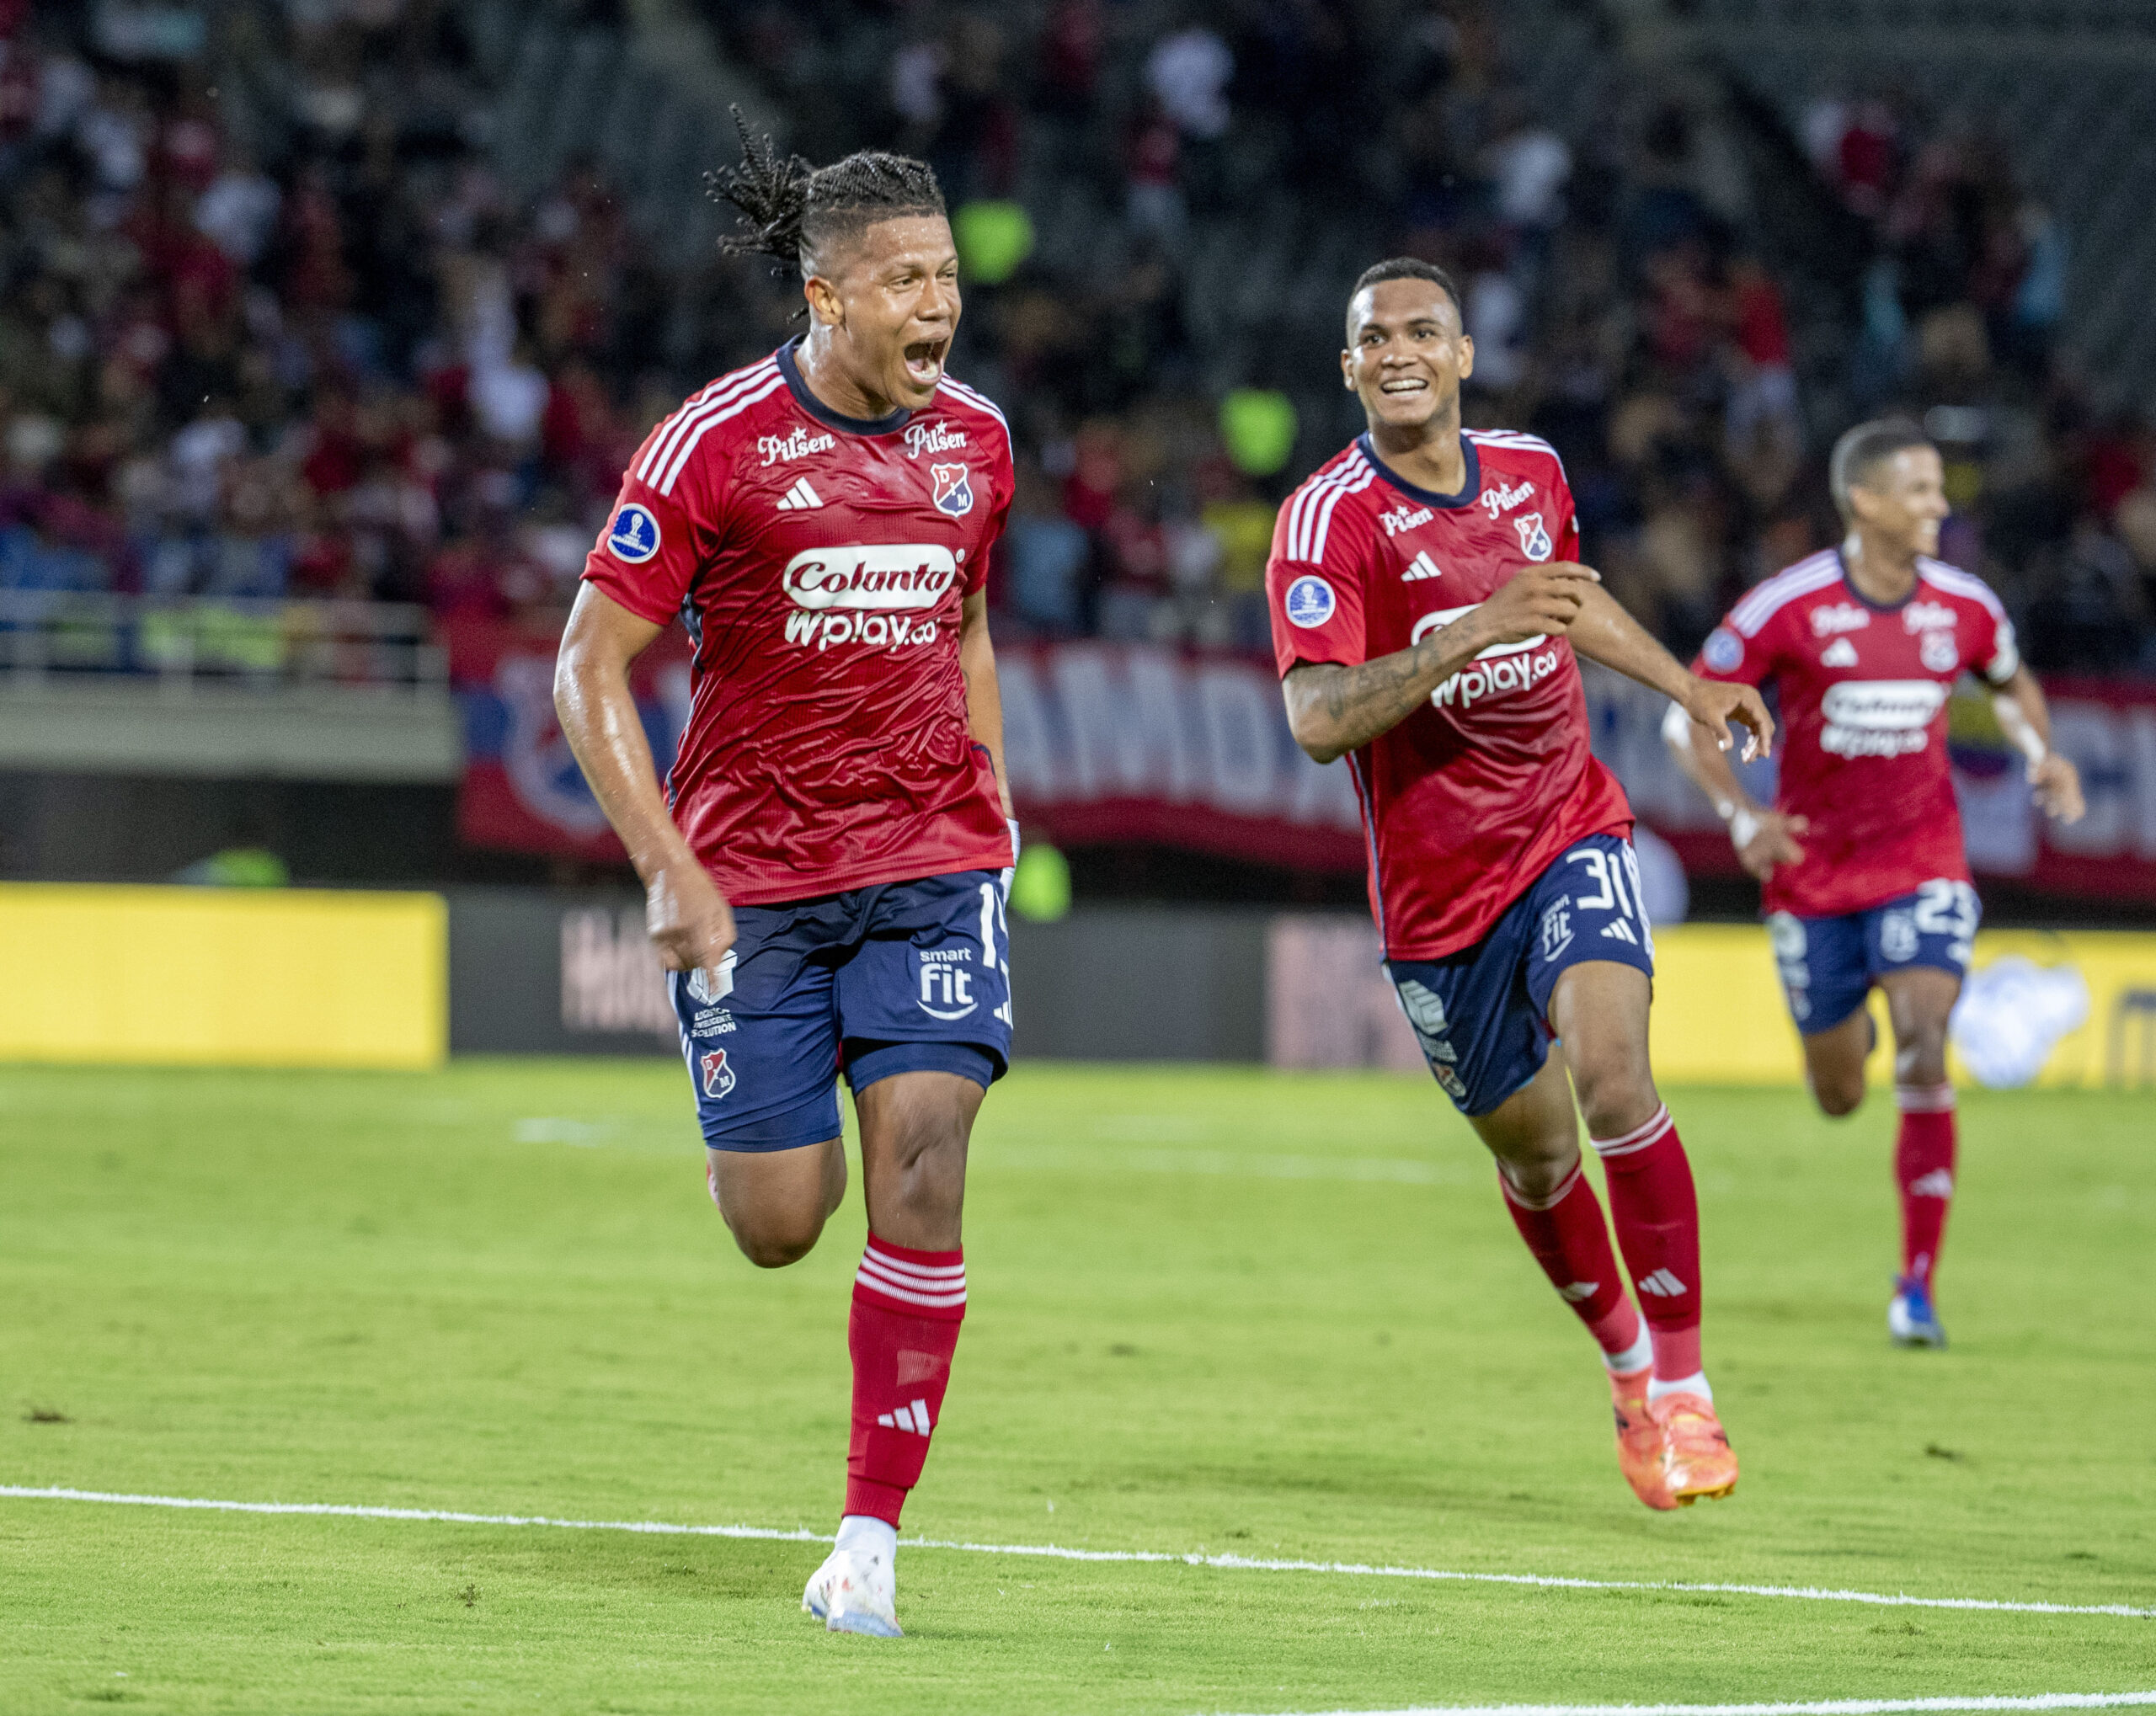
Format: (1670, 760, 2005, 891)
(903, 338, 951, 388)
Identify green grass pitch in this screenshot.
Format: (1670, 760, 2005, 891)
(1, 1060, 2151, 1714)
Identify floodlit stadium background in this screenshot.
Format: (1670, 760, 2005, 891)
(4, 7, 2156, 1714)
(2, 0, 2154, 1079)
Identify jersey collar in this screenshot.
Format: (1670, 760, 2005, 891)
(776, 338, 912, 437)
(1356, 431, 1481, 509)
(1834, 546, 1924, 611)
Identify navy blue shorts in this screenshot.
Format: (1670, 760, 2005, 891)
(1386, 834, 1657, 1117)
(670, 869, 1012, 1153)
(1767, 879, 1979, 1035)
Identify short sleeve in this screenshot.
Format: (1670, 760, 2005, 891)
(580, 450, 721, 627)
(968, 438, 1017, 597)
(1265, 488, 1370, 675)
(1693, 605, 1774, 688)
(1977, 606, 2020, 686)
(1550, 469, 1581, 564)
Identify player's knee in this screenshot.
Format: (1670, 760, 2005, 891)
(725, 1209, 825, 1269)
(1812, 1074, 1865, 1119)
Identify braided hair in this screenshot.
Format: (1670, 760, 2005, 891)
(713, 109, 947, 275)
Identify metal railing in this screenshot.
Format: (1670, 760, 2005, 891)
(0, 594, 447, 693)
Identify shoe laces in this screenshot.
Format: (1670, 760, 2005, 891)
(1653, 1393, 1726, 1452)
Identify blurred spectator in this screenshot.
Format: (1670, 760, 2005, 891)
(0, 0, 2144, 684)
(1146, 26, 1233, 141)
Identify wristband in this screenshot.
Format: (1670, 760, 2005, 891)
(1728, 807, 1760, 851)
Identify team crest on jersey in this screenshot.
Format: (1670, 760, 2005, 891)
(1702, 627, 1743, 673)
(606, 503, 662, 564)
(700, 1047, 736, 1100)
(1513, 512, 1553, 562)
(1920, 631, 1959, 672)
(1284, 575, 1336, 628)
(931, 462, 974, 517)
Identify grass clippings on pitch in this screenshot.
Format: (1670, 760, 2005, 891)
(1, 1061, 2151, 1715)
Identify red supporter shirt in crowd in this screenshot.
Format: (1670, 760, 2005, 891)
(580, 339, 1017, 906)
(1265, 429, 1635, 960)
(1690, 549, 2020, 919)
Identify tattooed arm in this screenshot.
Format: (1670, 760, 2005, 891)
(1282, 562, 1602, 764)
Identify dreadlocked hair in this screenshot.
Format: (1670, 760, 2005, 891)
(712, 108, 946, 274)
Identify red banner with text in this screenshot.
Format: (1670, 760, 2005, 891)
(451, 620, 2156, 904)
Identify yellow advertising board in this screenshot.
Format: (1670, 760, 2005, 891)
(0, 885, 446, 1069)
(1649, 924, 2156, 1090)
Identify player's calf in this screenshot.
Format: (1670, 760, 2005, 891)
(856, 1068, 980, 1250)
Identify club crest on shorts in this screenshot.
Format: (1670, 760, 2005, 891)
(700, 1047, 736, 1100)
(1880, 909, 1919, 963)
(1514, 511, 1554, 562)
(606, 502, 661, 564)
(931, 462, 974, 517)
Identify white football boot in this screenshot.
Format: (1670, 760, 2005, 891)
(802, 1525, 902, 1637)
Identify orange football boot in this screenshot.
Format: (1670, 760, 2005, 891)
(1650, 1390, 1739, 1505)
(1610, 1366, 1678, 1510)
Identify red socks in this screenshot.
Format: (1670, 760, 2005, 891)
(846, 1237, 966, 1527)
(1499, 1160, 1644, 1362)
(1894, 1083, 1956, 1289)
(1590, 1105, 1703, 1383)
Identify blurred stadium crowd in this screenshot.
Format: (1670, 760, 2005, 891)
(3, 0, 2155, 673)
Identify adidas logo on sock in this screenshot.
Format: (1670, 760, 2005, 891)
(1908, 1170, 1955, 1199)
(876, 1397, 934, 1436)
(776, 477, 825, 511)
(1402, 550, 1444, 581)
(1636, 1267, 1689, 1298)
(1560, 1281, 1600, 1303)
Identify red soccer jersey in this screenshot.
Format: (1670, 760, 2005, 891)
(580, 340, 1016, 906)
(1691, 548, 2020, 918)
(1265, 429, 1635, 959)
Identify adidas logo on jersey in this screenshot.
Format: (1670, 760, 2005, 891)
(1636, 1268, 1689, 1298)
(1402, 551, 1444, 581)
(1822, 637, 1858, 668)
(876, 1398, 934, 1436)
(1600, 919, 1640, 944)
(776, 477, 825, 511)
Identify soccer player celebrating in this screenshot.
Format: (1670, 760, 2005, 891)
(554, 129, 1017, 1635)
(1268, 258, 1773, 1510)
(1665, 419, 2084, 1347)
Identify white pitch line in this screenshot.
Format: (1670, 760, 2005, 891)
(1221, 1696, 2156, 1716)
(3, 1486, 2151, 1622)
